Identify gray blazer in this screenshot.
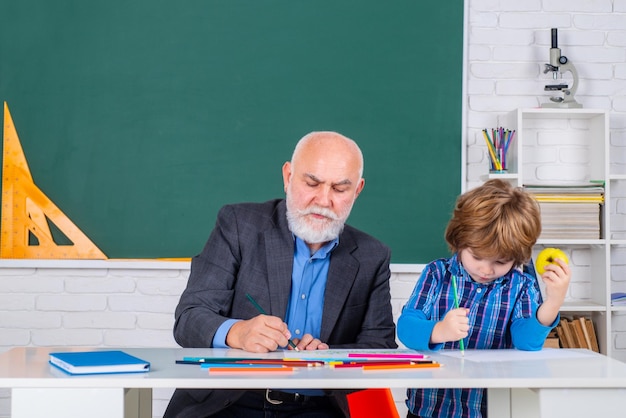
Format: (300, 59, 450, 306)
(164, 199, 397, 418)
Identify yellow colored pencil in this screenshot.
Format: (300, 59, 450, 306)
(482, 130, 502, 170)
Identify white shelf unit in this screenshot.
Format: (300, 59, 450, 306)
(494, 108, 624, 359)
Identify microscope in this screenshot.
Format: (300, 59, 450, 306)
(541, 28, 582, 108)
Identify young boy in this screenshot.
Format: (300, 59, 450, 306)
(397, 179, 571, 418)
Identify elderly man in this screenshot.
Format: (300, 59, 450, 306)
(164, 131, 396, 418)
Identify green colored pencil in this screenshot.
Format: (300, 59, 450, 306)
(450, 275, 465, 356)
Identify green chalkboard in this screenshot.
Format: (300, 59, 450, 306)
(0, 1, 463, 263)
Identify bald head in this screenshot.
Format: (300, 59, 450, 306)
(290, 131, 364, 179)
(282, 131, 365, 251)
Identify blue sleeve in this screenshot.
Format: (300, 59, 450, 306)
(212, 319, 240, 348)
(510, 270, 559, 351)
(511, 313, 559, 351)
(397, 263, 445, 351)
(397, 309, 443, 351)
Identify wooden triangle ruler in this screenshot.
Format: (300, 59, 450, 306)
(1, 102, 107, 259)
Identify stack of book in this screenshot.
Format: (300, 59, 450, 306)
(524, 184, 604, 240)
(546, 316, 600, 352)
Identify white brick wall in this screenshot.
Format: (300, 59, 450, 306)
(3, 1, 626, 417)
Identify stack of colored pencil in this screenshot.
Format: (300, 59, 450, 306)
(330, 359, 438, 371)
(338, 352, 437, 370)
(176, 357, 323, 373)
(482, 128, 515, 172)
(175, 353, 440, 373)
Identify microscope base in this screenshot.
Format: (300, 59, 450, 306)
(541, 101, 582, 109)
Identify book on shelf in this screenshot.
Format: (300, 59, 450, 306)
(570, 318, 588, 349)
(559, 318, 576, 348)
(549, 316, 599, 352)
(49, 350, 150, 375)
(524, 183, 605, 193)
(543, 330, 560, 349)
(611, 292, 626, 306)
(584, 318, 600, 353)
(524, 184, 603, 240)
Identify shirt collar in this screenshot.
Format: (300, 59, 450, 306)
(293, 235, 339, 259)
(450, 252, 517, 286)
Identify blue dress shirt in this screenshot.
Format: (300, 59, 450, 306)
(212, 236, 338, 349)
(285, 236, 338, 339)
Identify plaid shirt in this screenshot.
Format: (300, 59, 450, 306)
(397, 254, 557, 418)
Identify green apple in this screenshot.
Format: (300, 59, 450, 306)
(536, 247, 569, 274)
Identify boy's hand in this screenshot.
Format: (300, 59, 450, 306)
(537, 258, 571, 326)
(541, 257, 571, 306)
(431, 307, 469, 344)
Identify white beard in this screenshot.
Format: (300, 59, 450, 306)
(285, 194, 350, 244)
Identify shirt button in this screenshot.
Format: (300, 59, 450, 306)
(477, 288, 482, 293)
(295, 329, 301, 335)
(301, 294, 306, 300)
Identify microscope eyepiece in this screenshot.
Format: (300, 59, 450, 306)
(551, 28, 558, 49)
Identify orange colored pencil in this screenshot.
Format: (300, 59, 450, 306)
(207, 367, 295, 373)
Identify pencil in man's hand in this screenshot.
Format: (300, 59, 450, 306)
(245, 293, 300, 351)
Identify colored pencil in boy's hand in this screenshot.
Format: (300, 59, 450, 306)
(450, 276, 465, 356)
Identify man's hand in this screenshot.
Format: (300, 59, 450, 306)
(291, 334, 329, 351)
(226, 315, 293, 353)
(430, 307, 469, 344)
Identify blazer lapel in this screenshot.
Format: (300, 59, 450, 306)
(320, 232, 359, 342)
(264, 203, 294, 320)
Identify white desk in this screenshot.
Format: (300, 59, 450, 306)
(1, 347, 625, 418)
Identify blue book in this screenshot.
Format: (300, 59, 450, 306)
(49, 350, 150, 375)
